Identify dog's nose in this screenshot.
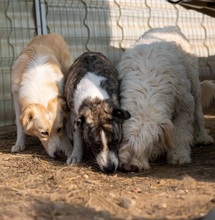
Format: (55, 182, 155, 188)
(102, 163, 116, 173)
(54, 150, 63, 159)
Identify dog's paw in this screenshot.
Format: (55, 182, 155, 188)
(167, 152, 191, 165)
(120, 163, 139, 172)
(66, 154, 82, 165)
(194, 134, 214, 146)
(11, 144, 26, 153)
(120, 161, 151, 172)
(140, 161, 151, 170)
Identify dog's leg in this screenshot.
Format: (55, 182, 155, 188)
(188, 60, 214, 145)
(64, 114, 73, 158)
(66, 114, 83, 164)
(60, 128, 73, 158)
(167, 126, 192, 165)
(63, 120, 73, 158)
(11, 94, 26, 152)
(193, 102, 214, 145)
(167, 99, 194, 165)
(66, 118, 73, 141)
(66, 127, 83, 164)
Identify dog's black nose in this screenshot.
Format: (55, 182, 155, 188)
(102, 163, 116, 173)
(54, 150, 63, 159)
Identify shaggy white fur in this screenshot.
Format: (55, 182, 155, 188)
(118, 26, 213, 171)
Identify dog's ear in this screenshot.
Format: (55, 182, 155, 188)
(73, 114, 85, 131)
(59, 97, 70, 120)
(61, 101, 70, 113)
(58, 96, 70, 113)
(113, 108, 131, 120)
(20, 105, 35, 132)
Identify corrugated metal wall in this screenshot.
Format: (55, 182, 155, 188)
(0, 0, 215, 126)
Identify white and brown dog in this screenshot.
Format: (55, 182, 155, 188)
(11, 33, 73, 159)
(118, 26, 213, 171)
(64, 51, 130, 173)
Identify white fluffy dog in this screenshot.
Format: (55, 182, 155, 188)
(118, 26, 213, 171)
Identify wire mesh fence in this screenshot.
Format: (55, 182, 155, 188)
(0, 0, 36, 127)
(45, 0, 215, 77)
(0, 0, 215, 126)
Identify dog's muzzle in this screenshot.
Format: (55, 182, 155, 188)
(96, 150, 119, 173)
(102, 162, 117, 173)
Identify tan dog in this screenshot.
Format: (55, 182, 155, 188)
(200, 80, 215, 109)
(11, 33, 73, 159)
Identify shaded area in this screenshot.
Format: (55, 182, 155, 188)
(167, 0, 215, 17)
(0, 104, 215, 219)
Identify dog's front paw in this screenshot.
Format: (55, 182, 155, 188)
(120, 161, 150, 172)
(194, 134, 214, 146)
(120, 163, 139, 172)
(66, 153, 82, 165)
(167, 152, 191, 165)
(11, 144, 26, 153)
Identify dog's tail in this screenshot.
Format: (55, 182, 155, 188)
(200, 80, 215, 109)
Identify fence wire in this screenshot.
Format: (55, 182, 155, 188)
(0, 0, 215, 126)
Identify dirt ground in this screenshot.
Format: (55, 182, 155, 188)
(0, 107, 215, 220)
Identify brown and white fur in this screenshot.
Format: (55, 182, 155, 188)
(11, 33, 73, 159)
(64, 51, 130, 173)
(118, 26, 213, 171)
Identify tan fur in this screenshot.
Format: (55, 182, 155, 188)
(200, 80, 215, 109)
(11, 33, 73, 159)
(12, 34, 72, 95)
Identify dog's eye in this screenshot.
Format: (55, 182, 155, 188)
(41, 131, 49, 136)
(57, 127, 62, 133)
